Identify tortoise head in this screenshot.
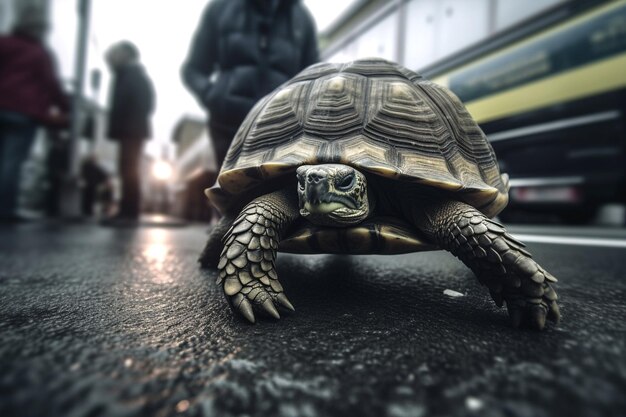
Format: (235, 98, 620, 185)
(296, 164, 370, 227)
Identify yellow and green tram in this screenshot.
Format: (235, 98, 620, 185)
(423, 0, 626, 222)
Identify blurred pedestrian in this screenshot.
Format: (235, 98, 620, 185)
(0, 6, 69, 223)
(182, 0, 319, 170)
(104, 41, 155, 224)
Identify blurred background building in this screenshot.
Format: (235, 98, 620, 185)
(321, 0, 626, 224)
(2, 0, 624, 225)
(172, 0, 626, 224)
(171, 116, 217, 221)
(1, 0, 177, 217)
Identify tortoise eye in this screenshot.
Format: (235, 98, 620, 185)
(336, 173, 355, 190)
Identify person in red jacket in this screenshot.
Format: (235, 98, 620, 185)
(0, 8, 69, 222)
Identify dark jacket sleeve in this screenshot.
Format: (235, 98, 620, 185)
(181, 0, 220, 108)
(129, 69, 155, 118)
(299, 5, 319, 69)
(40, 49, 70, 112)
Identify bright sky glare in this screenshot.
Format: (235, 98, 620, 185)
(48, 0, 357, 157)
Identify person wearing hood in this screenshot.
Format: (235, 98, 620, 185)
(104, 41, 155, 223)
(0, 6, 69, 222)
(182, 0, 319, 170)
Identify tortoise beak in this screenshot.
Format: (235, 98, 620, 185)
(304, 184, 359, 211)
(305, 179, 329, 205)
(304, 168, 330, 205)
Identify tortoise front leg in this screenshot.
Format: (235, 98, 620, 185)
(217, 189, 300, 323)
(199, 215, 235, 268)
(413, 199, 560, 330)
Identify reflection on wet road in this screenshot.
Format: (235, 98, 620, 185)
(0, 222, 624, 417)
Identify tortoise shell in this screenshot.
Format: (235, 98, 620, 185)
(206, 58, 509, 254)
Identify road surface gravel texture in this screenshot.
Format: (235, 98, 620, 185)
(0, 223, 624, 417)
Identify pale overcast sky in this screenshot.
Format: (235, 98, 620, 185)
(48, 0, 356, 157)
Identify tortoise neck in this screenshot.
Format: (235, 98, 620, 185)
(367, 175, 445, 220)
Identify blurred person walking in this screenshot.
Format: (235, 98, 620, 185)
(182, 0, 319, 170)
(104, 41, 155, 224)
(0, 7, 69, 223)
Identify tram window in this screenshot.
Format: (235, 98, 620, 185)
(438, 0, 489, 58)
(404, 0, 438, 69)
(354, 11, 398, 61)
(404, 0, 489, 70)
(495, 0, 564, 32)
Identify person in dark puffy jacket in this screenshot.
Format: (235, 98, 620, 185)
(104, 41, 155, 222)
(0, 8, 69, 222)
(182, 0, 319, 169)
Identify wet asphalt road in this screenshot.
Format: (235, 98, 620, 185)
(0, 221, 625, 417)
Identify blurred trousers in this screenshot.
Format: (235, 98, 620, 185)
(118, 139, 143, 218)
(0, 112, 37, 217)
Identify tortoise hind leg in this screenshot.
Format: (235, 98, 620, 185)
(218, 189, 300, 323)
(413, 199, 560, 330)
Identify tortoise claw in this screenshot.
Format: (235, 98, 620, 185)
(238, 297, 256, 323)
(223, 278, 292, 323)
(506, 300, 555, 330)
(530, 305, 547, 330)
(262, 298, 281, 319)
(547, 301, 560, 323)
(275, 293, 295, 311)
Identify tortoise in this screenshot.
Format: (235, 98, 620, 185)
(200, 58, 560, 330)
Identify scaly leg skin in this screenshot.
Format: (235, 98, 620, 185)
(217, 189, 300, 323)
(199, 215, 235, 269)
(415, 200, 560, 330)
